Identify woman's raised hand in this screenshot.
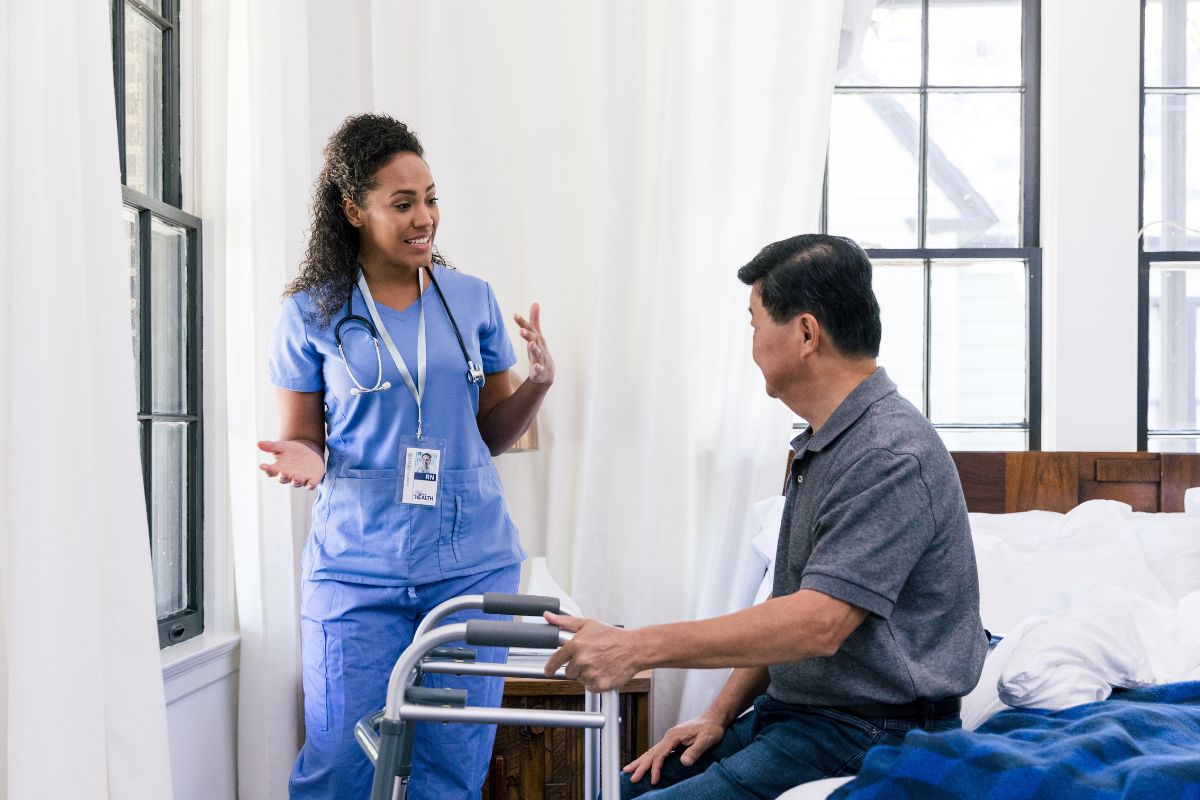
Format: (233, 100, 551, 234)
(514, 303, 555, 386)
(257, 440, 326, 489)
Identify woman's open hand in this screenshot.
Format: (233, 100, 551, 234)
(258, 439, 325, 489)
(514, 303, 554, 385)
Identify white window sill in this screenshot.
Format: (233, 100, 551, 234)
(161, 631, 240, 706)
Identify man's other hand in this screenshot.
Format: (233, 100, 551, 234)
(623, 710, 727, 786)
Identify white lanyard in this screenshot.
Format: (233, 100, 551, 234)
(357, 271, 427, 439)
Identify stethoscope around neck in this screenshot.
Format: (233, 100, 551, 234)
(334, 264, 486, 396)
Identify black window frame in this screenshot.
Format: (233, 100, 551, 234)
(112, 0, 204, 647)
(820, 0, 1042, 450)
(1138, 0, 1200, 451)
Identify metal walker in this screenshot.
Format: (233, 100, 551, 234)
(355, 592, 618, 800)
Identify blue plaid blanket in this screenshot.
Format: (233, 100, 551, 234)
(831, 682, 1200, 800)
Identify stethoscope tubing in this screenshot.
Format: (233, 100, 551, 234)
(423, 265, 486, 385)
(334, 265, 484, 396)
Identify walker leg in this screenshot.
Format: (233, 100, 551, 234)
(371, 719, 407, 800)
(584, 690, 599, 799)
(601, 690, 621, 800)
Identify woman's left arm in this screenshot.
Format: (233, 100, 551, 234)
(476, 303, 555, 456)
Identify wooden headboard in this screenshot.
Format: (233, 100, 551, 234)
(951, 451, 1200, 513)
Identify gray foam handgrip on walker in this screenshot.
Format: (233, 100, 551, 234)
(464, 620, 565, 649)
(480, 592, 561, 616)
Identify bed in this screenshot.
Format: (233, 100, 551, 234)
(777, 451, 1200, 800)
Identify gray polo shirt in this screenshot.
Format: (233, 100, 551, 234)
(768, 367, 987, 707)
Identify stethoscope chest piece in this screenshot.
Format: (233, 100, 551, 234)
(467, 361, 485, 386)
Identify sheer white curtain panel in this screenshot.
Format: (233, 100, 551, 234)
(367, 0, 843, 732)
(0, 2, 174, 798)
(198, 1, 315, 798)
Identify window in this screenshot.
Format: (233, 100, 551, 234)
(823, 0, 1041, 450)
(112, 0, 204, 646)
(1141, 0, 1200, 451)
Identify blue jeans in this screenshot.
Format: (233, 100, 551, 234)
(289, 563, 521, 800)
(621, 694, 961, 799)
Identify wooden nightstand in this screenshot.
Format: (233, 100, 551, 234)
(483, 670, 652, 800)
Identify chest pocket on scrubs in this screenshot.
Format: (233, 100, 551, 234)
(438, 463, 509, 569)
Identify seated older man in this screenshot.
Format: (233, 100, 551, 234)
(544, 233, 988, 799)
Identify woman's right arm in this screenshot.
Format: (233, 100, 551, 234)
(258, 388, 327, 489)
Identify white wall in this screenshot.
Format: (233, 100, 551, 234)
(1040, 0, 1142, 449)
(163, 636, 240, 800)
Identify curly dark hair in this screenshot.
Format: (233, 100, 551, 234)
(286, 113, 446, 326)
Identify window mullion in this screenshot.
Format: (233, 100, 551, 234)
(917, 0, 930, 251)
(923, 258, 933, 417)
(162, 0, 181, 206)
(1027, 250, 1042, 449)
(138, 208, 153, 540)
(1021, 0, 1041, 248)
(112, 0, 126, 185)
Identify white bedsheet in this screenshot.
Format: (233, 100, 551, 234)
(776, 776, 854, 799)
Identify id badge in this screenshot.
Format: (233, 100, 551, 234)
(398, 437, 445, 506)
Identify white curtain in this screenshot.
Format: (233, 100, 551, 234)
(0, 2, 175, 798)
(367, 0, 844, 730)
(196, 1, 315, 798)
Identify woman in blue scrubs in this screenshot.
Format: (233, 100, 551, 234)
(258, 113, 553, 799)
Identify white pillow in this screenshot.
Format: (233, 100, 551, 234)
(968, 509, 1062, 544)
(972, 500, 1174, 635)
(997, 584, 1200, 710)
(998, 588, 1156, 709)
(751, 495, 785, 605)
(1130, 512, 1200, 601)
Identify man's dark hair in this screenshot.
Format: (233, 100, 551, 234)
(736, 234, 882, 358)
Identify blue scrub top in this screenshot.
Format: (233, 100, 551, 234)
(269, 264, 526, 585)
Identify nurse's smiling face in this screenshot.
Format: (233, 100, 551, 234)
(346, 151, 440, 275)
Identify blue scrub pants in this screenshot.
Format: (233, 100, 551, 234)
(289, 563, 522, 800)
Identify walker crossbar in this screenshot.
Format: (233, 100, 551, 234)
(420, 660, 568, 680)
(359, 617, 620, 800)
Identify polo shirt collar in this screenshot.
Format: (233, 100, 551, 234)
(789, 367, 897, 457)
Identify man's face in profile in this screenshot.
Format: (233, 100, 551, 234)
(748, 285, 792, 399)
